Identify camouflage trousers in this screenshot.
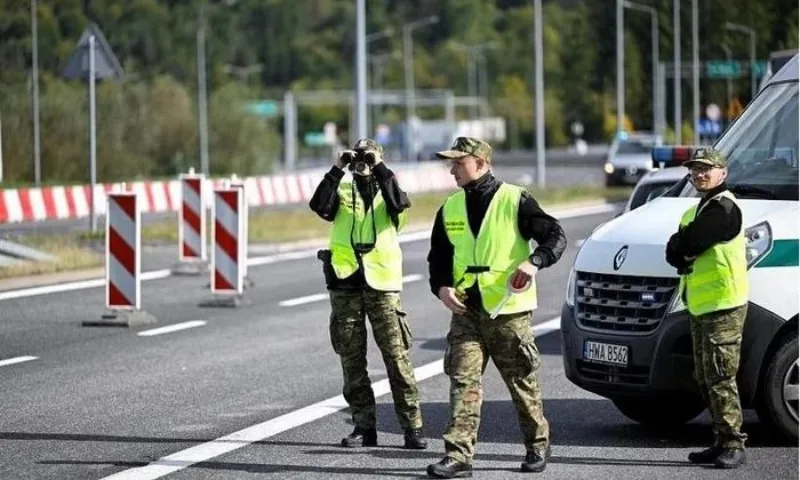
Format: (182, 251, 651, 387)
(328, 288, 423, 430)
(442, 307, 548, 464)
(689, 304, 748, 449)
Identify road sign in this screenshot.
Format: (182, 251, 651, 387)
(304, 132, 329, 147)
(61, 23, 124, 81)
(60, 23, 124, 234)
(245, 101, 279, 118)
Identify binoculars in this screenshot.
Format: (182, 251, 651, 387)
(340, 150, 378, 175)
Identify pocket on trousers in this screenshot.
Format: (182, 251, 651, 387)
(396, 308, 412, 351)
(519, 335, 541, 378)
(329, 312, 355, 356)
(708, 322, 742, 380)
(443, 332, 453, 376)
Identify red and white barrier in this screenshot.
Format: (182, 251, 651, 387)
(106, 192, 141, 310)
(178, 169, 206, 262)
(210, 187, 244, 297)
(0, 164, 456, 224)
(85, 191, 157, 326)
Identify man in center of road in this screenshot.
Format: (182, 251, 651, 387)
(425, 136, 567, 478)
(309, 138, 427, 451)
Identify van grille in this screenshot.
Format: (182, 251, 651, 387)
(574, 271, 679, 335)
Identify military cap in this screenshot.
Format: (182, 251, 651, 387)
(435, 136, 492, 162)
(685, 147, 728, 168)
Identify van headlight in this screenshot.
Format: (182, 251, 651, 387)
(745, 221, 772, 268)
(565, 266, 577, 306)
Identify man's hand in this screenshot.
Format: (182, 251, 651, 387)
(370, 152, 383, 165)
(335, 150, 353, 169)
(438, 286, 467, 315)
(509, 259, 537, 291)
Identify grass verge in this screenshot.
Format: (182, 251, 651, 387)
(0, 185, 631, 280)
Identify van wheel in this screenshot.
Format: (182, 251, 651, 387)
(756, 333, 799, 442)
(612, 396, 705, 427)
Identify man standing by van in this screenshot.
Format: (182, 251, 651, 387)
(665, 148, 749, 469)
(425, 136, 567, 478)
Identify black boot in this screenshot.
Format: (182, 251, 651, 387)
(714, 448, 746, 469)
(688, 445, 723, 464)
(340, 426, 377, 448)
(521, 446, 551, 473)
(404, 428, 428, 449)
(426, 456, 473, 478)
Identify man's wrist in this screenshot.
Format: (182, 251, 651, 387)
(528, 254, 543, 268)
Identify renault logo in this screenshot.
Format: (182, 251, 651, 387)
(613, 245, 629, 271)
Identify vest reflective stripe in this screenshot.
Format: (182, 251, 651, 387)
(329, 181, 405, 291)
(443, 183, 537, 314)
(678, 190, 749, 316)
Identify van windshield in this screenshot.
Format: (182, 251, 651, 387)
(680, 82, 799, 201)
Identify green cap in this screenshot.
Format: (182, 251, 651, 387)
(435, 136, 492, 162)
(685, 147, 727, 168)
(352, 138, 383, 155)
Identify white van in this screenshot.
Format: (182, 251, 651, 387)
(560, 54, 799, 440)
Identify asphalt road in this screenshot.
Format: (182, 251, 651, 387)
(0, 206, 795, 480)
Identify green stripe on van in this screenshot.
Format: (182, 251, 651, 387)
(756, 239, 800, 268)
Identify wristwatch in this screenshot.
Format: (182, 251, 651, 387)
(529, 255, 542, 268)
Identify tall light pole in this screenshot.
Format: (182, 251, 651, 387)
(616, 0, 625, 134)
(355, 0, 367, 139)
(691, 0, 699, 144)
(31, 0, 41, 186)
(673, 0, 681, 143)
(196, 2, 209, 176)
(403, 15, 439, 161)
(725, 22, 757, 98)
(534, 0, 545, 189)
(368, 51, 399, 133)
(623, 1, 658, 135)
(196, 0, 237, 176)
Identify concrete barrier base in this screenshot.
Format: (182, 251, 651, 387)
(84, 310, 158, 327)
(198, 295, 248, 308)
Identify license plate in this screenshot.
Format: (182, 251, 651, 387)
(583, 340, 629, 366)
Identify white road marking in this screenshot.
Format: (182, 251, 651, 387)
(137, 321, 206, 337)
(0, 202, 617, 302)
(0, 356, 38, 367)
(100, 317, 561, 480)
(279, 274, 424, 307)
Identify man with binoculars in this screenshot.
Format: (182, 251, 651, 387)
(309, 138, 427, 450)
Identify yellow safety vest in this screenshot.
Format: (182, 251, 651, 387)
(329, 181, 406, 291)
(677, 190, 749, 316)
(443, 183, 538, 315)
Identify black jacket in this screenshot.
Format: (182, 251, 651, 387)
(426, 172, 568, 306)
(665, 183, 743, 273)
(309, 163, 411, 289)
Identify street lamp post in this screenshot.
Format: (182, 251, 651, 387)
(691, 0, 699, 144)
(533, 0, 545, 188)
(196, 0, 237, 176)
(403, 15, 439, 161)
(31, 0, 41, 186)
(453, 42, 495, 120)
(623, 1, 659, 135)
(355, 0, 367, 139)
(616, 0, 624, 134)
(673, 0, 681, 143)
(725, 22, 757, 98)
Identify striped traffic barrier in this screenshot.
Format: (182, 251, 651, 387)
(84, 190, 157, 327)
(229, 174, 253, 288)
(199, 186, 246, 308)
(171, 168, 208, 276)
